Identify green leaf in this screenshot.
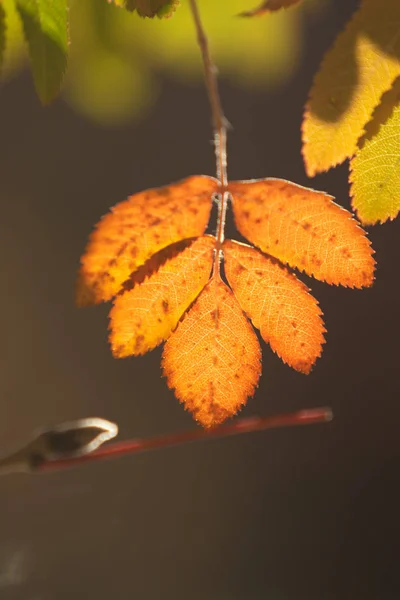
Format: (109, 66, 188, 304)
(350, 99, 400, 225)
(15, 0, 68, 103)
(113, 0, 180, 18)
(239, 0, 303, 17)
(0, 2, 6, 69)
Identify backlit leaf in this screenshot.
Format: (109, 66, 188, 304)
(0, 0, 26, 80)
(77, 175, 217, 307)
(239, 0, 303, 17)
(350, 100, 400, 225)
(162, 277, 261, 428)
(229, 178, 375, 287)
(15, 0, 69, 103)
(302, 0, 400, 176)
(0, 2, 6, 68)
(109, 236, 215, 357)
(223, 240, 325, 374)
(113, 0, 180, 18)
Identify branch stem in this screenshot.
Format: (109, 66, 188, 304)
(189, 0, 228, 273)
(37, 407, 333, 474)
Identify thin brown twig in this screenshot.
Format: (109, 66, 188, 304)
(188, 0, 229, 274)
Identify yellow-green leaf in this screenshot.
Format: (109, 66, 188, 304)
(350, 100, 400, 225)
(0, 2, 6, 68)
(113, 0, 180, 18)
(239, 0, 303, 17)
(302, 0, 400, 176)
(16, 0, 68, 103)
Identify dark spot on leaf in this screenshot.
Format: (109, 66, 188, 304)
(135, 335, 145, 352)
(102, 236, 115, 245)
(312, 254, 322, 267)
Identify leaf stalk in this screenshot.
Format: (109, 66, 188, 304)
(188, 0, 228, 273)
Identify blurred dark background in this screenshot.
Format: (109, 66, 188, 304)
(1, 1, 399, 599)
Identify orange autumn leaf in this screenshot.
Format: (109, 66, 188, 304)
(229, 178, 375, 288)
(76, 175, 218, 306)
(109, 235, 216, 357)
(223, 240, 325, 374)
(162, 277, 261, 428)
(239, 0, 303, 17)
(78, 171, 376, 428)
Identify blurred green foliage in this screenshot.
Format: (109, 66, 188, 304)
(112, 0, 181, 18)
(0, 0, 319, 125)
(15, 0, 68, 103)
(0, 3, 6, 69)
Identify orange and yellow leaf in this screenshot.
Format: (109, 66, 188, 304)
(162, 277, 261, 428)
(109, 236, 215, 357)
(302, 0, 400, 176)
(229, 178, 375, 288)
(223, 240, 325, 374)
(76, 175, 217, 306)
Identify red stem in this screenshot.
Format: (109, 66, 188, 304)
(38, 407, 332, 473)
